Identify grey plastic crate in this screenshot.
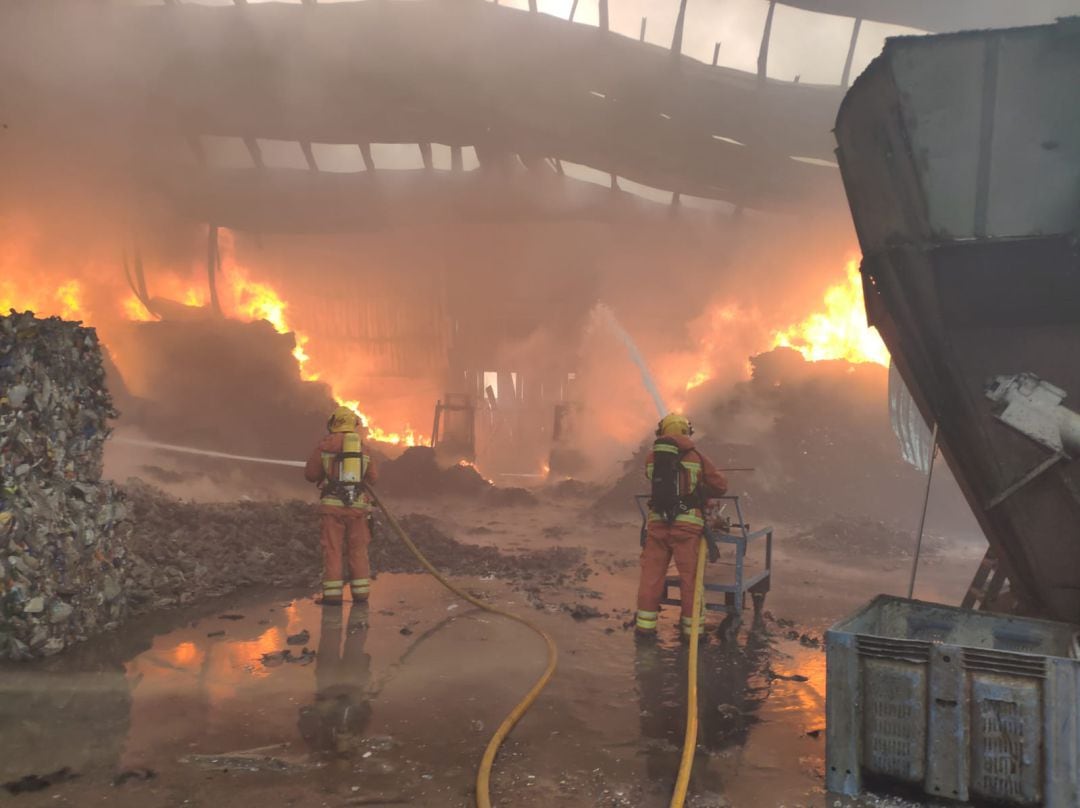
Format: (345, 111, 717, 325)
(826, 595, 1080, 805)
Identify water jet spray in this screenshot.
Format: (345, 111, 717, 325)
(593, 304, 667, 418)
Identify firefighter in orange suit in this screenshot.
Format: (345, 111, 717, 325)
(636, 413, 727, 637)
(305, 406, 378, 606)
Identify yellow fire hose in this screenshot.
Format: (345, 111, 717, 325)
(364, 485, 558, 808)
(113, 439, 702, 804)
(669, 537, 708, 808)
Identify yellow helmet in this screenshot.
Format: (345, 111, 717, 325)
(327, 405, 360, 433)
(657, 412, 693, 437)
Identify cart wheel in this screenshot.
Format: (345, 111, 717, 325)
(751, 592, 767, 614)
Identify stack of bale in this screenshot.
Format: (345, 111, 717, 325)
(0, 311, 129, 659)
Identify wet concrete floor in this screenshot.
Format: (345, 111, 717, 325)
(0, 499, 981, 807)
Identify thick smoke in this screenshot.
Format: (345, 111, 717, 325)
(0, 0, 907, 487)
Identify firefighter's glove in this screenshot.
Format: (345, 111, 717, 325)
(706, 535, 721, 564)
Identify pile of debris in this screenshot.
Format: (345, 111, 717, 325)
(0, 312, 129, 660)
(377, 447, 492, 497)
(108, 318, 335, 461)
(122, 480, 317, 611)
(122, 481, 585, 612)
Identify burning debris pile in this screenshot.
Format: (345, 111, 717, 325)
(122, 481, 584, 613)
(113, 318, 336, 461)
(0, 312, 129, 660)
(598, 348, 977, 541)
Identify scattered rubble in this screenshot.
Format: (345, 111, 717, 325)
(561, 603, 605, 620)
(0, 312, 130, 660)
(375, 514, 585, 587)
(181, 743, 313, 773)
(261, 647, 316, 667)
(286, 628, 310, 645)
(120, 482, 586, 616)
(483, 486, 539, 508)
(122, 480, 317, 611)
(3, 766, 79, 795)
(788, 516, 942, 561)
(112, 768, 156, 786)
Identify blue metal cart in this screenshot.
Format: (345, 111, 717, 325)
(635, 494, 773, 618)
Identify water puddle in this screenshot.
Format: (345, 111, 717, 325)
(0, 566, 905, 806)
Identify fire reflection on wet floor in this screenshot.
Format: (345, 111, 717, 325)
(0, 573, 837, 807)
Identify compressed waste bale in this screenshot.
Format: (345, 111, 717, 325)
(0, 311, 130, 660)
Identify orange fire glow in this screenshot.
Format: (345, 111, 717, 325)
(215, 264, 424, 446)
(224, 266, 319, 382)
(684, 303, 742, 391)
(771, 259, 889, 366)
(337, 398, 423, 447)
(1, 277, 90, 323)
(111, 232, 425, 447)
(121, 293, 156, 322)
(1, 217, 424, 446)
(168, 640, 202, 668)
(106, 237, 429, 444)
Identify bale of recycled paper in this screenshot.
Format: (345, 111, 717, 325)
(0, 311, 130, 660)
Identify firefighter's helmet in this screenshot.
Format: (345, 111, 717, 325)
(328, 406, 360, 433)
(656, 413, 693, 437)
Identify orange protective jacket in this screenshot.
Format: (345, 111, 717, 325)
(304, 432, 378, 512)
(645, 434, 728, 531)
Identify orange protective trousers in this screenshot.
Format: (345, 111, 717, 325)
(636, 523, 702, 621)
(319, 505, 372, 589)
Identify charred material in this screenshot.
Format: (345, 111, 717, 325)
(122, 480, 584, 613)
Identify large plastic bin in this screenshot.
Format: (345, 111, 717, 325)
(826, 596, 1080, 805)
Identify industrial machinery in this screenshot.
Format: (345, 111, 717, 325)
(827, 17, 1080, 806)
(985, 373, 1080, 460)
(835, 17, 1080, 624)
(431, 393, 476, 462)
(548, 401, 587, 478)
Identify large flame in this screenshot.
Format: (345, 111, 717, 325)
(212, 254, 423, 446)
(335, 399, 423, 447)
(226, 269, 318, 383)
(771, 259, 889, 366)
(2, 277, 89, 323)
(211, 236, 423, 445)
(4, 225, 424, 447)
